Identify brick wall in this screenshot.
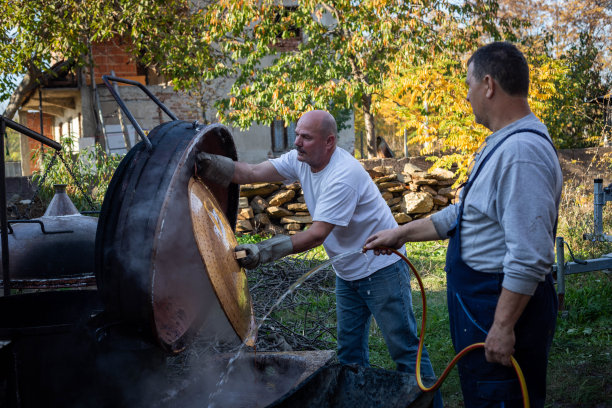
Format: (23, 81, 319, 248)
(89, 37, 140, 85)
(155, 88, 202, 122)
(98, 85, 203, 133)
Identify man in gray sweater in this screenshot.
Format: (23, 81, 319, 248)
(365, 42, 562, 408)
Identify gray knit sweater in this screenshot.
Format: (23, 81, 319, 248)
(431, 113, 562, 295)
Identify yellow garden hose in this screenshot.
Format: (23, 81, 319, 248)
(371, 247, 530, 408)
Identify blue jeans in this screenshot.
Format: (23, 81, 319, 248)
(336, 259, 443, 407)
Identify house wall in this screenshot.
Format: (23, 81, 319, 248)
(97, 85, 201, 129)
(79, 77, 98, 142)
(195, 53, 356, 162)
(78, 38, 147, 144)
(85, 36, 354, 161)
(92, 84, 277, 162)
(51, 91, 82, 151)
(92, 82, 356, 163)
(232, 115, 355, 163)
(91, 82, 355, 161)
(233, 124, 278, 163)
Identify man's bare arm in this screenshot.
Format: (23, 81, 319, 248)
(290, 221, 335, 253)
(233, 161, 285, 184)
(364, 218, 442, 255)
(484, 288, 531, 366)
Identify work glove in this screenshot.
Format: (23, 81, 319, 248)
(235, 235, 294, 270)
(195, 152, 235, 188)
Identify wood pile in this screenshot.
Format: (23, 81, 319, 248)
(235, 160, 458, 235)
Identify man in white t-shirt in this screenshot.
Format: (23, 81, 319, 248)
(197, 110, 442, 406)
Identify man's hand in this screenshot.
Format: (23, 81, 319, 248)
(363, 228, 405, 255)
(196, 152, 235, 187)
(364, 218, 441, 255)
(235, 235, 293, 269)
(484, 322, 516, 367)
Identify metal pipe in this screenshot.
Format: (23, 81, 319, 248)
(110, 70, 132, 150)
(38, 87, 44, 155)
(584, 179, 612, 242)
(0, 118, 9, 295)
(7, 220, 72, 235)
(560, 257, 612, 274)
(102, 75, 179, 152)
(555, 236, 565, 309)
(102, 75, 178, 121)
(1, 116, 62, 151)
(593, 179, 603, 237)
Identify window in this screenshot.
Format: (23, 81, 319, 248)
(271, 120, 296, 152)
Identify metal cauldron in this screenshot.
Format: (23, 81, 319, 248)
(95, 120, 255, 354)
(268, 364, 436, 408)
(0, 290, 169, 408)
(2, 184, 97, 288)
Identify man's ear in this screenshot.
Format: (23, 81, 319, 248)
(484, 75, 495, 99)
(326, 134, 336, 148)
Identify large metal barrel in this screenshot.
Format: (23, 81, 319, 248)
(0, 290, 168, 408)
(2, 184, 97, 288)
(95, 121, 255, 353)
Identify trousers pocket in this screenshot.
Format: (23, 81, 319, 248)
(477, 378, 522, 402)
(451, 293, 494, 346)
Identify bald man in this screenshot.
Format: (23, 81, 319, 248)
(197, 110, 443, 407)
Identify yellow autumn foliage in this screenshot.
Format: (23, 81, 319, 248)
(373, 48, 567, 182)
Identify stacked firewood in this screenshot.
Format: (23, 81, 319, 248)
(235, 161, 458, 236)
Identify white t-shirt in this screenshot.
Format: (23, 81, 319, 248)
(270, 147, 405, 280)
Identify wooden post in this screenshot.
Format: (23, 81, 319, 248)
(359, 131, 364, 159)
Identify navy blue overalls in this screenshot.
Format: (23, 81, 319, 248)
(445, 129, 558, 408)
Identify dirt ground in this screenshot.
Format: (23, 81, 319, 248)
(556, 146, 612, 186)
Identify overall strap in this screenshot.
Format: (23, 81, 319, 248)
(446, 128, 556, 238)
(461, 128, 555, 205)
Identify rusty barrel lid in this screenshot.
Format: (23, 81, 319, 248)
(95, 121, 256, 353)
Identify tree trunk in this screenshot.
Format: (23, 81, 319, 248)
(1, 64, 42, 120)
(362, 94, 377, 158)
